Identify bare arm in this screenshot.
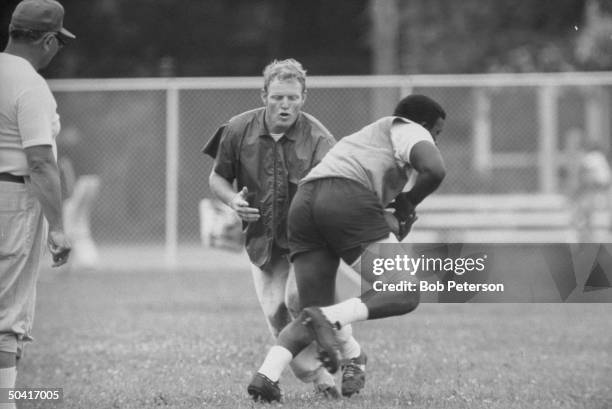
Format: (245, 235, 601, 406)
(25, 145, 71, 266)
(58, 156, 77, 198)
(388, 141, 445, 240)
(403, 140, 446, 207)
(209, 170, 260, 222)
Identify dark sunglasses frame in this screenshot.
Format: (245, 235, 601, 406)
(52, 33, 67, 47)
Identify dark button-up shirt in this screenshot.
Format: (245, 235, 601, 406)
(212, 108, 335, 269)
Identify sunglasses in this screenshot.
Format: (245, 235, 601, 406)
(52, 33, 67, 47)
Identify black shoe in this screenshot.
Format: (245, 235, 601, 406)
(302, 307, 341, 374)
(341, 351, 367, 397)
(247, 372, 281, 403)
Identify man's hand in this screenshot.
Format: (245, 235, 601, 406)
(386, 193, 418, 241)
(48, 230, 71, 267)
(230, 187, 260, 222)
(385, 210, 418, 241)
(384, 211, 401, 236)
(395, 210, 418, 241)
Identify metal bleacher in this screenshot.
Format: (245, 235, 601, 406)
(200, 194, 612, 248)
(409, 194, 611, 243)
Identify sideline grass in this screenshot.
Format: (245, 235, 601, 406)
(17, 249, 612, 409)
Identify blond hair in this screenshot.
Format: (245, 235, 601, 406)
(262, 59, 307, 93)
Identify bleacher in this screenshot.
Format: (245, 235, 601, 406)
(409, 194, 610, 243)
(200, 194, 612, 248)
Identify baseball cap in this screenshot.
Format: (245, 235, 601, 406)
(10, 0, 75, 41)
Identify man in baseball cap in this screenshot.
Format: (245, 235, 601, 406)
(0, 1, 73, 407)
(10, 0, 75, 44)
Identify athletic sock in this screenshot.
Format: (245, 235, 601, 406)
(258, 346, 293, 382)
(320, 298, 369, 328)
(339, 335, 362, 360)
(0, 367, 17, 409)
(335, 324, 361, 360)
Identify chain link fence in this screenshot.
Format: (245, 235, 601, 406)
(49, 74, 612, 249)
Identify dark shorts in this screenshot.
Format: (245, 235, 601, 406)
(288, 177, 390, 263)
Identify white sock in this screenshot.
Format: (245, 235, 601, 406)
(0, 367, 17, 409)
(339, 336, 361, 360)
(258, 346, 293, 382)
(320, 298, 369, 327)
(335, 324, 361, 360)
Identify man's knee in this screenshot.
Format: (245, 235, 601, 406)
(289, 343, 323, 383)
(289, 362, 318, 383)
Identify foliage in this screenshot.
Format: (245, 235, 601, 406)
(398, 0, 585, 73)
(575, 0, 612, 69)
(1, 0, 611, 77)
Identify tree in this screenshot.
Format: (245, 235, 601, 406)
(394, 0, 586, 74)
(575, 0, 612, 69)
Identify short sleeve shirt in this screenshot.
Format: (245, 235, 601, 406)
(390, 121, 435, 191)
(213, 108, 335, 268)
(0, 53, 59, 175)
(302, 117, 435, 206)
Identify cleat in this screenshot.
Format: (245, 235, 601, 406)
(302, 307, 341, 373)
(315, 383, 341, 399)
(247, 373, 281, 403)
(341, 352, 367, 397)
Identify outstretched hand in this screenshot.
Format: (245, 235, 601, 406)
(230, 187, 260, 222)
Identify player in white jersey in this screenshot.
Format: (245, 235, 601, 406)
(0, 1, 73, 406)
(248, 94, 446, 402)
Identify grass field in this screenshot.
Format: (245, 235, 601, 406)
(16, 247, 612, 409)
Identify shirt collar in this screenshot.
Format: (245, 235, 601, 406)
(256, 109, 302, 141)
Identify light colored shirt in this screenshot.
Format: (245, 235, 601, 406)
(270, 132, 284, 142)
(302, 117, 434, 206)
(0, 53, 59, 175)
(390, 120, 434, 192)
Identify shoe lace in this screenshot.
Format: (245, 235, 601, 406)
(342, 360, 360, 379)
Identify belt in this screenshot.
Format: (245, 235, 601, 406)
(0, 173, 25, 183)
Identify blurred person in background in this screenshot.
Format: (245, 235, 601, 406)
(564, 128, 612, 241)
(248, 94, 446, 402)
(575, 136, 611, 241)
(204, 59, 366, 400)
(0, 0, 73, 406)
(57, 127, 101, 271)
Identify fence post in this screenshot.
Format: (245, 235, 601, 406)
(165, 86, 179, 269)
(538, 85, 559, 193)
(473, 88, 492, 175)
(585, 86, 610, 152)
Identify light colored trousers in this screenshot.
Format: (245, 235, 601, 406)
(0, 181, 46, 357)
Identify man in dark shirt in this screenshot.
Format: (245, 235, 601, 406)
(206, 59, 364, 399)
